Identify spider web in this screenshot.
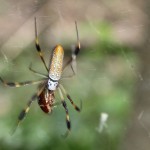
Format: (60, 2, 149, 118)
(0, 0, 149, 150)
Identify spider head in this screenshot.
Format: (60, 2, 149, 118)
(48, 79, 58, 91)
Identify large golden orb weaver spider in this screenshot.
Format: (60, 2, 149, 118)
(0, 17, 81, 136)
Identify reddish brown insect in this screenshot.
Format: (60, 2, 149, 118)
(38, 88, 55, 114)
(0, 17, 81, 136)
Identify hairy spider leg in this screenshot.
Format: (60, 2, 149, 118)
(59, 84, 82, 112)
(29, 63, 48, 78)
(58, 87, 71, 137)
(0, 77, 46, 87)
(63, 21, 81, 73)
(34, 17, 49, 72)
(11, 85, 45, 134)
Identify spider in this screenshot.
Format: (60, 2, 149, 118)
(0, 17, 81, 136)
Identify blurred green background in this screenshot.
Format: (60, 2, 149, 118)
(0, 0, 150, 150)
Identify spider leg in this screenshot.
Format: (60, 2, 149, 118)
(34, 17, 49, 72)
(11, 85, 45, 135)
(61, 66, 76, 80)
(52, 101, 62, 107)
(58, 87, 71, 137)
(29, 63, 48, 78)
(63, 21, 81, 72)
(59, 84, 82, 112)
(0, 77, 47, 87)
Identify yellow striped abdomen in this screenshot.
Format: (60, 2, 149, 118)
(49, 45, 64, 81)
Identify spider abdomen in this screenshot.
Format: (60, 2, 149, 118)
(49, 45, 64, 81)
(38, 88, 55, 113)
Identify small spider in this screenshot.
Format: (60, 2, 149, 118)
(0, 17, 81, 136)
